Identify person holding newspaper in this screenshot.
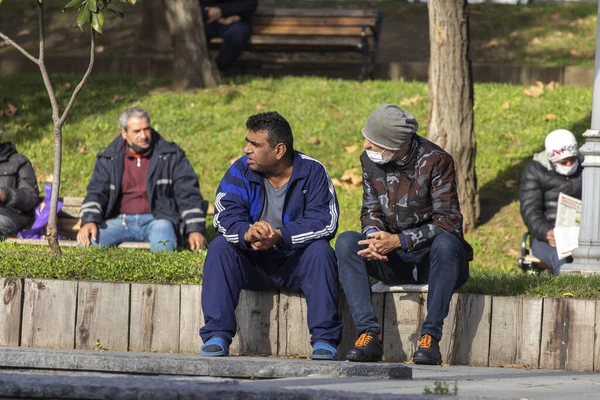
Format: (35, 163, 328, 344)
(519, 129, 583, 275)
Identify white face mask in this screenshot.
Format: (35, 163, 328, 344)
(366, 149, 394, 164)
(554, 159, 579, 176)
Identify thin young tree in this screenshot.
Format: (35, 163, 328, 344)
(0, 0, 137, 255)
(427, 0, 479, 232)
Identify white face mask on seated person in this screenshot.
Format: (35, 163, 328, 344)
(366, 148, 394, 164)
(554, 159, 579, 176)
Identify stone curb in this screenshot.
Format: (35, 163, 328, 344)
(0, 370, 446, 400)
(0, 347, 412, 380)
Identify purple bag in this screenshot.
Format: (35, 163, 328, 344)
(18, 183, 63, 239)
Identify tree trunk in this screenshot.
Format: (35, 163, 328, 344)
(46, 123, 63, 256)
(139, 0, 172, 53)
(427, 0, 479, 233)
(163, 0, 220, 89)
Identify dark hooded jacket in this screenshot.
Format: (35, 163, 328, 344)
(519, 150, 583, 242)
(0, 142, 40, 233)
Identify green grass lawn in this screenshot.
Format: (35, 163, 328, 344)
(0, 74, 595, 296)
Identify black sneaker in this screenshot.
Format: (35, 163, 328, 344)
(412, 334, 442, 365)
(345, 332, 383, 362)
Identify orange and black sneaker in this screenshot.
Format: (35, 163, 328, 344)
(345, 331, 383, 362)
(412, 334, 442, 365)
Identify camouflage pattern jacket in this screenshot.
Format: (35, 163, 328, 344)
(360, 135, 472, 258)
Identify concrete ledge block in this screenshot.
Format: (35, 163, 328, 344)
(0, 347, 411, 380)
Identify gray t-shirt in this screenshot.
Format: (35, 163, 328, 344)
(260, 178, 288, 229)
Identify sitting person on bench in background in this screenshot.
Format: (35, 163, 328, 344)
(0, 130, 40, 238)
(336, 104, 472, 365)
(519, 129, 583, 275)
(200, 111, 342, 360)
(77, 106, 208, 252)
(201, 0, 258, 70)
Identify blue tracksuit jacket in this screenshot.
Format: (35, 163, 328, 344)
(213, 151, 339, 250)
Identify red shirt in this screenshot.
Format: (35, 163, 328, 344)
(119, 143, 152, 215)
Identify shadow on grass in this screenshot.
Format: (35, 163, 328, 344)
(477, 114, 591, 226)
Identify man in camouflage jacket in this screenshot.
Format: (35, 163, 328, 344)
(336, 104, 473, 365)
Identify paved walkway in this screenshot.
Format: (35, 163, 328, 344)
(246, 364, 600, 399)
(1, 347, 599, 399)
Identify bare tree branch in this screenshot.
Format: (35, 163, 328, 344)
(36, 2, 60, 124)
(59, 29, 95, 125)
(0, 32, 39, 64)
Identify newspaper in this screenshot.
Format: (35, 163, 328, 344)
(554, 192, 582, 260)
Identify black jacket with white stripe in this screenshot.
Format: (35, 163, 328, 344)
(81, 131, 207, 236)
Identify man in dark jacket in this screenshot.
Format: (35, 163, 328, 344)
(200, 111, 342, 360)
(0, 130, 39, 237)
(336, 104, 472, 365)
(77, 107, 208, 252)
(519, 129, 582, 275)
(201, 0, 258, 70)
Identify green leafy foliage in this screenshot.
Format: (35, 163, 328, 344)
(61, 0, 132, 34)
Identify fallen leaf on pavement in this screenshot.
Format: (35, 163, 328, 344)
(502, 362, 527, 369)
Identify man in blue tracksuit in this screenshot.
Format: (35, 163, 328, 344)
(77, 106, 208, 252)
(200, 111, 342, 360)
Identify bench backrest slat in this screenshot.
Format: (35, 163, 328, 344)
(252, 25, 373, 37)
(255, 8, 380, 18)
(253, 16, 377, 27)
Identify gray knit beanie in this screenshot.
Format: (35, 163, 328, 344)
(361, 104, 418, 150)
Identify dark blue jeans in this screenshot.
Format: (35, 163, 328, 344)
(336, 231, 469, 342)
(204, 21, 251, 70)
(200, 235, 343, 345)
(531, 238, 569, 275)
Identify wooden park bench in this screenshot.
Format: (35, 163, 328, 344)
(209, 7, 384, 81)
(6, 197, 150, 250)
